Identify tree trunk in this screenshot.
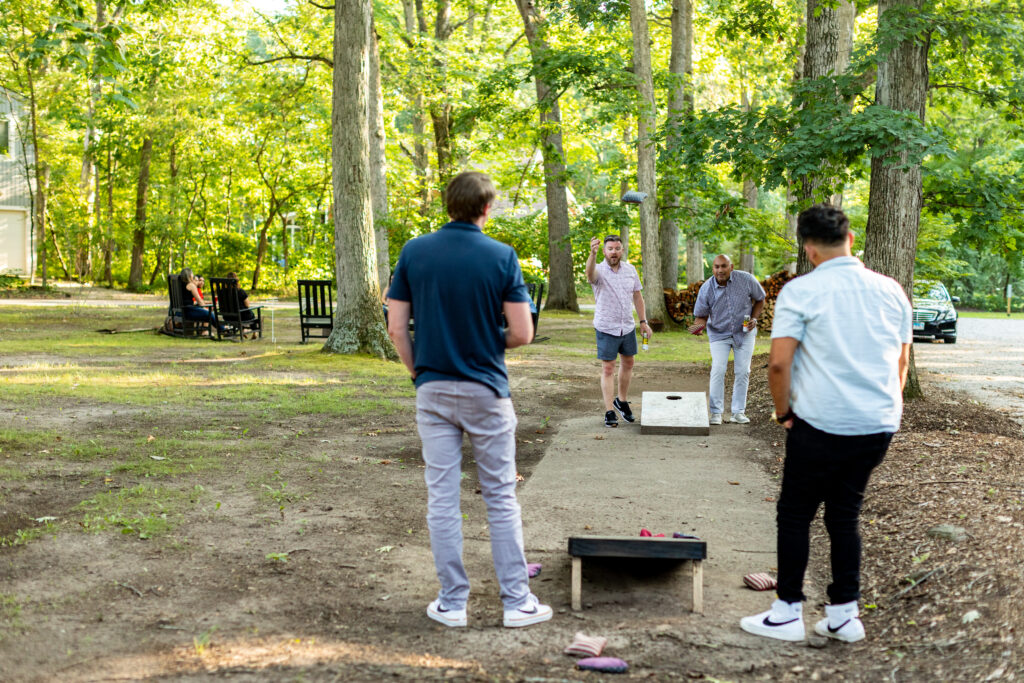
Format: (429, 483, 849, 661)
(620, 134, 630, 258)
(629, 0, 669, 324)
(431, 104, 454, 203)
(368, 21, 391, 293)
(796, 0, 856, 275)
(252, 210, 276, 290)
(48, 216, 71, 279)
(863, 0, 928, 399)
(102, 145, 114, 286)
(740, 178, 757, 273)
(282, 214, 291, 272)
(515, 0, 578, 311)
(659, 0, 692, 292)
(127, 136, 153, 290)
(323, 0, 393, 357)
(685, 237, 703, 283)
(738, 87, 757, 273)
(148, 235, 165, 286)
(784, 10, 806, 276)
(36, 164, 49, 286)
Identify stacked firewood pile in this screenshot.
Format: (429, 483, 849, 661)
(663, 270, 795, 332)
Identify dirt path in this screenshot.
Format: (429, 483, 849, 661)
(2, 307, 1023, 681)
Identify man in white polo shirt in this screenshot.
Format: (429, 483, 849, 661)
(586, 235, 653, 428)
(740, 204, 912, 644)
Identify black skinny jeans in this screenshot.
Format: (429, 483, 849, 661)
(776, 417, 892, 604)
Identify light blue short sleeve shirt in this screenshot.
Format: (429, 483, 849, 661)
(771, 257, 912, 435)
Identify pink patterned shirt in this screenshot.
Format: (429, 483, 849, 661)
(591, 260, 642, 336)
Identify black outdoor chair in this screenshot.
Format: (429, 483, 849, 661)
(499, 282, 545, 342)
(298, 279, 334, 343)
(165, 273, 213, 338)
(526, 282, 545, 341)
(209, 277, 263, 341)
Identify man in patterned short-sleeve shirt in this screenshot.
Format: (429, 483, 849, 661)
(586, 235, 653, 428)
(689, 255, 766, 425)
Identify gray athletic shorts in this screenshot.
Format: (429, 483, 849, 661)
(596, 329, 638, 361)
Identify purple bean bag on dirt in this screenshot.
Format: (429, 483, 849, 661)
(576, 657, 628, 673)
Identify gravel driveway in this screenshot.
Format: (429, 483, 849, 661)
(914, 316, 1024, 424)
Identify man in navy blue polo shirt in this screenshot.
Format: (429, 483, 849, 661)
(386, 171, 553, 630)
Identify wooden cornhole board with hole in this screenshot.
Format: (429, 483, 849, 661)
(568, 536, 708, 614)
(640, 391, 710, 435)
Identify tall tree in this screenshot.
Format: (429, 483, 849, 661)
(863, 0, 929, 398)
(794, 0, 856, 274)
(628, 0, 670, 324)
(514, 0, 578, 311)
(368, 21, 390, 294)
(323, 0, 392, 357)
(660, 0, 691, 289)
(127, 136, 153, 290)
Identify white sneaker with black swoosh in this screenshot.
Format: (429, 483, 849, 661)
(427, 598, 467, 627)
(740, 599, 805, 641)
(503, 594, 553, 628)
(814, 601, 865, 643)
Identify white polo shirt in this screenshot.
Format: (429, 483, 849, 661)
(771, 256, 912, 435)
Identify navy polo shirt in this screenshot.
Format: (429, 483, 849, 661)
(387, 221, 530, 397)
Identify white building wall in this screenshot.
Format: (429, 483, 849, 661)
(0, 207, 29, 274)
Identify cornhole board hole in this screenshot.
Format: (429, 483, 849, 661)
(640, 391, 710, 435)
(568, 536, 708, 614)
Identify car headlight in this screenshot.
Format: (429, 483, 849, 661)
(937, 309, 956, 322)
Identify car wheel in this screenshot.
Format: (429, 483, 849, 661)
(944, 335, 957, 344)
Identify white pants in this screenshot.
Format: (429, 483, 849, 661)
(708, 332, 757, 415)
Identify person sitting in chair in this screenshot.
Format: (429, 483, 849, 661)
(225, 272, 258, 338)
(179, 268, 220, 332)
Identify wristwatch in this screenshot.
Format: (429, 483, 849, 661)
(773, 409, 795, 425)
(640, 320, 647, 324)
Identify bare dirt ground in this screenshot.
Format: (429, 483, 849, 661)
(1, 308, 1023, 682)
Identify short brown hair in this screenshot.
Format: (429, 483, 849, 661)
(446, 171, 496, 222)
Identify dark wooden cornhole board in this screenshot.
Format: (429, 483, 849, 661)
(568, 535, 708, 614)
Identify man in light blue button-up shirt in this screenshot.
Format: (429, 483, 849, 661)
(740, 205, 912, 645)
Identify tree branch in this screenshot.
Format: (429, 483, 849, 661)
(247, 54, 333, 68)
(930, 82, 1021, 109)
(398, 142, 417, 161)
(307, 0, 334, 8)
(504, 32, 525, 58)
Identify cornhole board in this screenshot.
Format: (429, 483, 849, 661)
(640, 391, 710, 435)
(568, 536, 708, 614)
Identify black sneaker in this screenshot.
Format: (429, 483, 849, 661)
(604, 410, 618, 428)
(613, 397, 635, 423)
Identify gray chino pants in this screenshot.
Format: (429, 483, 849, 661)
(416, 380, 531, 610)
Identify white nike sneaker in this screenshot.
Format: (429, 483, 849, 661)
(814, 601, 865, 643)
(427, 598, 467, 627)
(740, 599, 806, 642)
(503, 594, 553, 628)
(709, 413, 723, 425)
(729, 413, 750, 424)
